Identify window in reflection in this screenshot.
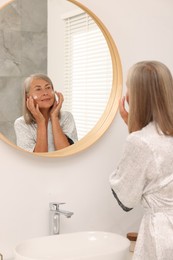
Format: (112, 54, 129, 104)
(63, 12, 112, 139)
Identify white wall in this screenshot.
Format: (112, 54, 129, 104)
(1, 0, 173, 258)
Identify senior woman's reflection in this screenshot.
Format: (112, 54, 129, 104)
(14, 74, 78, 152)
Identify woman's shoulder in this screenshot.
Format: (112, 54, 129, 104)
(60, 111, 74, 121)
(14, 116, 37, 134)
(127, 122, 156, 145)
(14, 116, 25, 125)
(14, 116, 36, 128)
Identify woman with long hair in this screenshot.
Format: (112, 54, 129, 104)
(110, 61, 173, 259)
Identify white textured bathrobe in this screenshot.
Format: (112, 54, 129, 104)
(110, 122, 173, 260)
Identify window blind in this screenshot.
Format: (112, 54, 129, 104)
(63, 12, 112, 140)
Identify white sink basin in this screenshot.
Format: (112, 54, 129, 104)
(14, 231, 130, 260)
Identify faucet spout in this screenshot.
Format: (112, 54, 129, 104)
(58, 209, 74, 218)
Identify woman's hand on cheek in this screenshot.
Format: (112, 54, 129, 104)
(119, 96, 129, 125)
(50, 91, 64, 119)
(27, 96, 45, 123)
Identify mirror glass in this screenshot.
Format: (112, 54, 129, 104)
(0, 0, 122, 156)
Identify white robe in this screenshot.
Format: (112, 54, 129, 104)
(109, 122, 173, 260)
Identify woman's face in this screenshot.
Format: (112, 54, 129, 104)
(28, 78, 55, 109)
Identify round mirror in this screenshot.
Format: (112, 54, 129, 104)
(0, 0, 122, 157)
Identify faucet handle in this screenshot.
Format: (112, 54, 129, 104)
(49, 202, 66, 211)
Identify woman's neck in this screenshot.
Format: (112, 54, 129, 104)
(40, 108, 50, 125)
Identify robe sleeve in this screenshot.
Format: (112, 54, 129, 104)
(109, 133, 154, 210)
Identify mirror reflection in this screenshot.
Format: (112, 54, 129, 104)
(0, 0, 113, 152)
(14, 73, 78, 152)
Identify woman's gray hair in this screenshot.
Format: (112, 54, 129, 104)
(23, 73, 54, 124)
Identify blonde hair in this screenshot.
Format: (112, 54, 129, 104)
(23, 73, 54, 124)
(127, 61, 173, 135)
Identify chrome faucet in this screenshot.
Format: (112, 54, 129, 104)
(49, 202, 74, 235)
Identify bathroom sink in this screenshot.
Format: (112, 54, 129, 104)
(14, 231, 130, 260)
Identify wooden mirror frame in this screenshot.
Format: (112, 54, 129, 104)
(0, 0, 122, 157)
